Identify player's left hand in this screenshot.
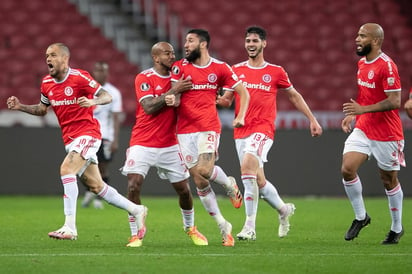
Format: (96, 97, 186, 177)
(343, 99, 363, 115)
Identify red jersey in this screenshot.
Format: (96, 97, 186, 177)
(232, 61, 292, 140)
(171, 58, 241, 134)
(40, 68, 102, 145)
(129, 68, 178, 148)
(355, 53, 403, 141)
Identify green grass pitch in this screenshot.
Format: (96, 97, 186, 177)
(0, 196, 411, 274)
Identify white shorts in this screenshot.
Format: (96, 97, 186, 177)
(235, 133, 273, 168)
(121, 144, 189, 183)
(65, 135, 101, 164)
(177, 131, 220, 169)
(343, 128, 405, 171)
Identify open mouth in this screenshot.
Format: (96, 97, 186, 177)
(247, 48, 257, 54)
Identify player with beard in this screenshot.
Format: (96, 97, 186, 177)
(121, 42, 208, 247)
(171, 29, 250, 246)
(341, 23, 405, 244)
(217, 26, 322, 240)
(6, 43, 147, 242)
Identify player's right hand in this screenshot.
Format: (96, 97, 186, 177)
(6, 96, 20, 110)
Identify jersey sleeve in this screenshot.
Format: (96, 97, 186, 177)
(382, 60, 401, 92)
(78, 70, 102, 97)
(171, 60, 184, 82)
(220, 63, 241, 89)
(135, 73, 154, 102)
(276, 66, 293, 90)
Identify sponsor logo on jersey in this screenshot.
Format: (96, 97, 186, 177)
(368, 70, 374, 79)
(242, 81, 271, 91)
(50, 98, 77, 106)
(387, 77, 395, 86)
(192, 83, 218, 90)
(358, 78, 375, 88)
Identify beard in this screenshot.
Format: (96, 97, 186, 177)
(248, 46, 263, 59)
(356, 43, 372, 56)
(186, 47, 201, 62)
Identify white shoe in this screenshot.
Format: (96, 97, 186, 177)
(82, 191, 96, 208)
(237, 226, 256, 241)
(278, 203, 296, 238)
(93, 199, 104, 209)
(48, 225, 78, 240)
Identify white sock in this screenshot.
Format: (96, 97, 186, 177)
(343, 176, 366, 220)
(128, 213, 138, 236)
(197, 185, 225, 226)
(97, 183, 143, 215)
(259, 180, 285, 212)
(209, 165, 231, 190)
(61, 174, 78, 231)
(385, 184, 403, 233)
(242, 174, 258, 229)
(181, 208, 195, 228)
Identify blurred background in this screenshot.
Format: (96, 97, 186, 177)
(1, 0, 411, 196)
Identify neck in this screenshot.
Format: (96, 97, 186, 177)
(154, 65, 170, 76)
(193, 52, 210, 66)
(248, 55, 265, 67)
(366, 49, 382, 61)
(55, 67, 69, 82)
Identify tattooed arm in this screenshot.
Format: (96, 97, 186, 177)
(6, 96, 48, 116)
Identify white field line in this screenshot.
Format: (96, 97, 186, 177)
(0, 253, 411, 257)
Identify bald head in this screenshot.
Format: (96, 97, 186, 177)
(360, 23, 384, 45)
(151, 42, 174, 56)
(48, 42, 70, 57)
(151, 42, 176, 75)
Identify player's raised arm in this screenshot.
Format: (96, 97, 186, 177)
(7, 96, 48, 116)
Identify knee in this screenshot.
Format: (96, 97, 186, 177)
(127, 174, 143, 193)
(379, 172, 398, 190)
(341, 164, 357, 181)
(196, 166, 212, 180)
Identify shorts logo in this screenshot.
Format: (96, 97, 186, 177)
(262, 74, 271, 83)
(127, 159, 135, 167)
(368, 70, 374, 79)
(64, 86, 73, 96)
(208, 73, 217, 83)
(140, 83, 150, 91)
(186, 155, 193, 163)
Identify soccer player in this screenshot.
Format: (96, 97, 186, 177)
(171, 29, 250, 246)
(121, 42, 208, 247)
(82, 61, 123, 209)
(217, 26, 322, 240)
(6, 43, 147, 241)
(341, 23, 405, 244)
